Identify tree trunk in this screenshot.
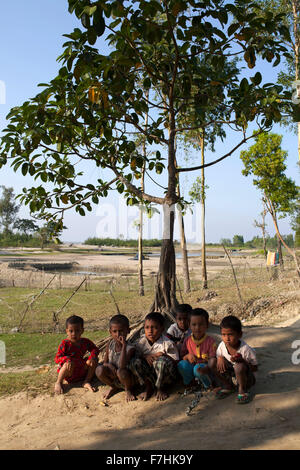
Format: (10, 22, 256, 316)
(175, 154, 190, 293)
(200, 134, 208, 289)
(151, 87, 178, 314)
(262, 233, 267, 260)
(138, 202, 144, 296)
(261, 201, 268, 259)
(177, 203, 191, 293)
(138, 90, 148, 296)
(151, 205, 178, 313)
(277, 234, 284, 268)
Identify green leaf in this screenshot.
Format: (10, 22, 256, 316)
(93, 15, 105, 36)
(81, 13, 90, 29)
(228, 23, 240, 36)
(21, 163, 28, 176)
(87, 28, 97, 45)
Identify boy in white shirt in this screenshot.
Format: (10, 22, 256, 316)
(130, 312, 179, 401)
(166, 304, 192, 353)
(215, 315, 258, 404)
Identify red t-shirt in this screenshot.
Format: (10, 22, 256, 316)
(55, 337, 99, 367)
(180, 334, 217, 363)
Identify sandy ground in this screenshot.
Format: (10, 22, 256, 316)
(1, 318, 300, 450)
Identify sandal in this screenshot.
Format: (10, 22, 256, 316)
(215, 388, 234, 399)
(236, 392, 251, 404)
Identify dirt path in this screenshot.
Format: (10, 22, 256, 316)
(1, 319, 300, 450)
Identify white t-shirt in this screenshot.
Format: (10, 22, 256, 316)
(216, 339, 257, 367)
(166, 323, 191, 342)
(135, 334, 179, 361)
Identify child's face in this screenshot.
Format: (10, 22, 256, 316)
(144, 319, 163, 343)
(221, 328, 242, 348)
(176, 313, 189, 332)
(109, 322, 130, 342)
(190, 315, 208, 340)
(66, 323, 84, 343)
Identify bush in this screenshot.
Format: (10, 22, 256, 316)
(84, 237, 163, 247)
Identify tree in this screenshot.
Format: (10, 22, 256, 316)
(180, 56, 239, 291)
(220, 238, 232, 246)
(0, 0, 293, 312)
(13, 218, 39, 236)
(189, 174, 209, 289)
(240, 131, 300, 275)
(36, 221, 65, 249)
(0, 186, 20, 234)
(253, 200, 268, 258)
(232, 234, 244, 246)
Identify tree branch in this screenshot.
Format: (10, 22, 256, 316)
(176, 130, 265, 173)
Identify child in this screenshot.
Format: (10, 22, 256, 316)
(166, 304, 192, 349)
(95, 314, 137, 402)
(54, 315, 99, 395)
(215, 315, 258, 404)
(130, 312, 179, 401)
(177, 308, 217, 390)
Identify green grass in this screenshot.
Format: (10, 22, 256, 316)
(0, 283, 154, 332)
(0, 370, 56, 397)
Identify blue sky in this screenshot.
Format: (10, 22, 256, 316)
(0, 0, 298, 244)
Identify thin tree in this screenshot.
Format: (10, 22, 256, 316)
(241, 131, 299, 276)
(253, 200, 268, 259)
(0, 186, 20, 234)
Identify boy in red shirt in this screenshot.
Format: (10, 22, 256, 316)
(54, 315, 99, 394)
(178, 308, 217, 389)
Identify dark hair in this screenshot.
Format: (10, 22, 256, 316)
(109, 314, 130, 329)
(220, 315, 242, 333)
(144, 312, 165, 327)
(66, 315, 84, 328)
(190, 308, 209, 325)
(173, 303, 193, 317)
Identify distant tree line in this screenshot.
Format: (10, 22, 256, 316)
(220, 234, 295, 249)
(84, 237, 166, 248)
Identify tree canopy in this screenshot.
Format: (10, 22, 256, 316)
(240, 132, 298, 216)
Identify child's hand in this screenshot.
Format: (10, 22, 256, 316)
(185, 353, 197, 364)
(217, 356, 227, 373)
(65, 360, 73, 373)
(145, 354, 156, 366)
(230, 353, 243, 363)
(145, 353, 162, 365)
(118, 336, 127, 347)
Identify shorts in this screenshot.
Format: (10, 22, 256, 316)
(57, 358, 88, 384)
(129, 356, 178, 389)
(220, 358, 256, 389)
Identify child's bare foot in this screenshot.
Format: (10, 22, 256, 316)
(103, 387, 119, 400)
(156, 388, 169, 401)
(139, 381, 153, 401)
(54, 382, 64, 395)
(83, 382, 96, 392)
(125, 390, 136, 402)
